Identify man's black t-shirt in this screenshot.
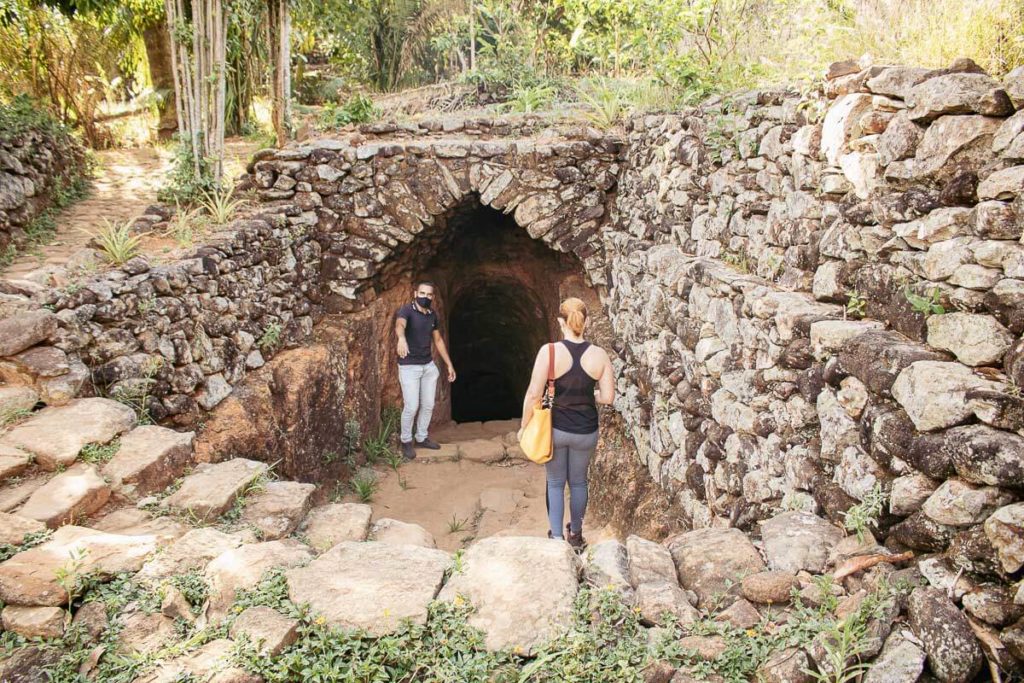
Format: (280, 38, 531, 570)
(396, 303, 437, 366)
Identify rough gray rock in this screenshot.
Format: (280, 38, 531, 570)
(626, 534, 678, 587)
(161, 458, 268, 522)
(370, 517, 437, 548)
(760, 512, 844, 573)
(299, 503, 372, 551)
(926, 313, 1014, 366)
(668, 528, 765, 607)
(438, 536, 580, 653)
(288, 540, 450, 636)
(0, 310, 57, 357)
(229, 606, 299, 656)
(906, 73, 1014, 121)
(239, 480, 316, 540)
(864, 629, 927, 683)
(907, 587, 983, 683)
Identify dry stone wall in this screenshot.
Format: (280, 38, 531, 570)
(0, 121, 87, 255)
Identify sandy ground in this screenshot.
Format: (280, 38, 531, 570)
(2, 138, 260, 281)
(345, 419, 619, 552)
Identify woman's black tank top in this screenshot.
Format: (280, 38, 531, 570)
(552, 340, 599, 434)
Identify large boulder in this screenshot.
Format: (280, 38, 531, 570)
(668, 528, 764, 607)
(102, 426, 194, 496)
(0, 398, 135, 470)
(287, 540, 450, 636)
(438, 537, 580, 653)
(907, 587, 983, 683)
(760, 511, 844, 573)
(906, 73, 1014, 121)
(299, 503, 372, 551)
(161, 458, 268, 522)
(0, 526, 158, 606)
(204, 540, 314, 623)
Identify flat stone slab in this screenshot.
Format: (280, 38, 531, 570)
(0, 444, 32, 482)
(0, 398, 136, 470)
(438, 536, 581, 653)
(0, 310, 57, 357)
(240, 480, 316, 540)
(457, 438, 506, 463)
(17, 463, 111, 527)
(0, 474, 47, 512)
(161, 458, 268, 522)
(0, 511, 45, 545)
(91, 508, 189, 546)
(668, 528, 765, 608)
(102, 426, 194, 496)
(286, 540, 450, 636)
(2, 605, 64, 639)
(204, 539, 314, 623)
(136, 527, 244, 583)
(0, 386, 38, 418)
(0, 526, 159, 606)
(299, 503, 372, 551)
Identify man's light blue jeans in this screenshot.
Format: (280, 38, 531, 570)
(398, 361, 440, 443)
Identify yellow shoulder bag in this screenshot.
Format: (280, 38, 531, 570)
(519, 343, 555, 464)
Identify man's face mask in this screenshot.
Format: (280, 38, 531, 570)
(416, 295, 433, 309)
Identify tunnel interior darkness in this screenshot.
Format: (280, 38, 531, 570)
(422, 200, 578, 423)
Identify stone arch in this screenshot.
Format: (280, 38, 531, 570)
(251, 134, 621, 314)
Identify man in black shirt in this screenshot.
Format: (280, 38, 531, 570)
(395, 281, 456, 460)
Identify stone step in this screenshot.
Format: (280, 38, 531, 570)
(239, 480, 316, 540)
(102, 426, 194, 497)
(0, 526, 160, 606)
(0, 473, 47, 512)
(285, 540, 451, 636)
(17, 463, 111, 528)
(0, 444, 32, 482)
(0, 512, 45, 545)
(160, 458, 268, 522)
(369, 518, 437, 548)
(437, 536, 581, 653)
(299, 502, 372, 552)
(0, 398, 136, 471)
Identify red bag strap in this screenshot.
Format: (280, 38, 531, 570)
(546, 342, 556, 395)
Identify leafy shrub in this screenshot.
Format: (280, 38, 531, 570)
(316, 94, 378, 130)
(84, 218, 142, 265)
(157, 139, 219, 206)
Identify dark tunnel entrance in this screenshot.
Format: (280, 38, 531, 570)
(449, 278, 548, 422)
(418, 200, 583, 424)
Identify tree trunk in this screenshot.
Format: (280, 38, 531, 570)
(143, 20, 178, 141)
(268, 0, 291, 147)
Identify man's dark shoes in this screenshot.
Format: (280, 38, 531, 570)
(401, 440, 417, 461)
(415, 437, 441, 450)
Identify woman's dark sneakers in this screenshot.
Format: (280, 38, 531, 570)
(566, 523, 586, 551)
(401, 441, 416, 461)
(416, 438, 441, 449)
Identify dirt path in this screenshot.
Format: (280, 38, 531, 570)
(347, 419, 618, 552)
(2, 138, 259, 282)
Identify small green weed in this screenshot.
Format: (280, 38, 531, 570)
(257, 322, 283, 352)
(79, 440, 120, 465)
(904, 286, 945, 316)
(845, 290, 866, 319)
(576, 80, 622, 128)
(317, 94, 378, 130)
(842, 483, 887, 542)
(349, 470, 379, 503)
(0, 406, 33, 428)
(504, 82, 557, 113)
(446, 514, 467, 534)
(364, 406, 400, 465)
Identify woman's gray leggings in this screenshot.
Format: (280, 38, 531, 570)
(545, 428, 599, 539)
